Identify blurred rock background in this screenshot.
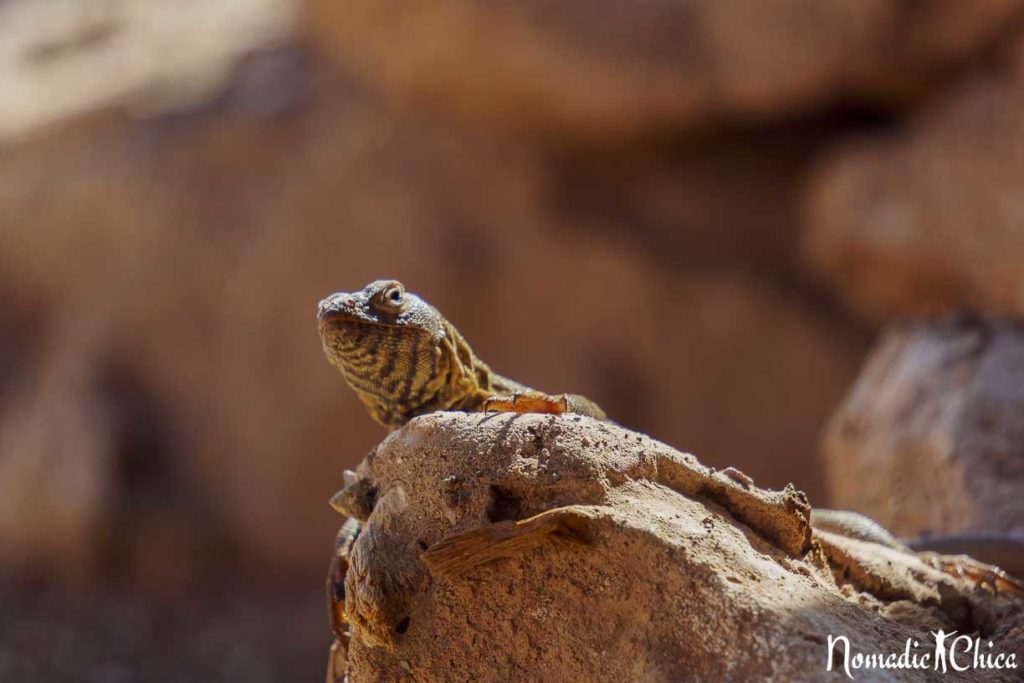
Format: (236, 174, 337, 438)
(1, 0, 1023, 678)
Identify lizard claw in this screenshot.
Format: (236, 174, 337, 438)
(921, 552, 1024, 597)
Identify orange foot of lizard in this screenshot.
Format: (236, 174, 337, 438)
(482, 392, 569, 415)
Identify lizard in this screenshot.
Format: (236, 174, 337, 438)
(318, 279, 1024, 597)
(317, 278, 605, 429)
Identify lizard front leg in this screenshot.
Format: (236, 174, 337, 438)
(482, 392, 570, 416)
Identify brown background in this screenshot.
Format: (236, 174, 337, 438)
(2, 0, 1024, 678)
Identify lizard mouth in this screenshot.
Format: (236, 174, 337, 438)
(317, 313, 399, 336)
(317, 296, 374, 334)
(317, 309, 357, 328)
(318, 294, 356, 319)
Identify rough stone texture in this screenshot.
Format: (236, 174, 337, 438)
(0, 0, 296, 141)
(306, 0, 1024, 135)
(335, 412, 1024, 682)
(822, 317, 1024, 538)
(803, 38, 1024, 319)
(0, 317, 113, 582)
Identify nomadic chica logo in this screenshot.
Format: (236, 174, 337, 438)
(826, 630, 1018, 678)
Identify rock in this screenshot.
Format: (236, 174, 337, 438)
(545, 123, 828, 275)
(0, 316, 113, 581)
(822, 317, 1024, 537)
(802, 40, 1024, 319)
(306, 0, 1023, 135)
(0, 0, 296, 141)
(333, 412, 1024, 681)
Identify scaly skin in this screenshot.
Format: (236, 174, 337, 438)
(317, 279, 605, 429)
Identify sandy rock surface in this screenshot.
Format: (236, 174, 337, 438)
(0, 318, 113, 582)
(0, 0, 296, 141)
(307, 0, 1023, 135)
(333, 412, 1024, 682)
(823, 317, 1024, 539)
(803, 38, 1024, 319)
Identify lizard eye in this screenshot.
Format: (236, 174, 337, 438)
(373, 282, 406, 314)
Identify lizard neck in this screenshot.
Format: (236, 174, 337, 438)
(437, 319, 496, 411)
(387, 318, 495, 424)
(376, 318, 531, 427)
(442, 321, 533, 411)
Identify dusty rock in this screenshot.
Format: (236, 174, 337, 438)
(803, 39, 1024, 319)
(0, 0, 296, 141)
(0, 317, 113, 581)
(545, 123, 831, 275)
(822, 317, 1024, 538)
(307, 0, 1024, 135)
(334, 412, 1024, 681)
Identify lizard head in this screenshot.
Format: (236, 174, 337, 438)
(317, 279, 450, 426)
